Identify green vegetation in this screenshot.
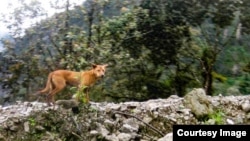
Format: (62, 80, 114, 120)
(205, 110, 225, 125)
(0, 0, 250, 103)
(28, 117, 36, 126)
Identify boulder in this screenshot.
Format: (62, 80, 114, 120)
(184, 88, 213, 118)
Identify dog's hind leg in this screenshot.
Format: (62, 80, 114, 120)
(46, 94, 53, 106)
(51, 86, 65, 105)
(47, 77, 66, 106)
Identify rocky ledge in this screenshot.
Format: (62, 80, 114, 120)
(0, 88, 250, 141)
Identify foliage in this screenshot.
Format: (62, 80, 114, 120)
(205, 109, 225, 125)
(72, 85, 88, 104)
(0, 0, 47, 37)
(212, 72, 227, 83)
(0, 0, 250, 103)
(240, 0, 250, 34)
(243, 62, 250, 73)
(239, 73, 250, 94)
(28, 117, 36, 126)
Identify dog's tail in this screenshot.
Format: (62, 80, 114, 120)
(38, 72, 54, 95)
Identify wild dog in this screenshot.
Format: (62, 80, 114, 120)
(38, 64, 108, 106)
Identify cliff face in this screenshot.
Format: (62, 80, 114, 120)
(0, 88, 250, 141)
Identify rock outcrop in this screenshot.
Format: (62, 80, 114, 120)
(183, 88, 213, 118)
(0, 88, 250, 141)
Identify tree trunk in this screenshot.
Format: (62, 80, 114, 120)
(201, 48, 216, 96)
(203, 67, 213, 96)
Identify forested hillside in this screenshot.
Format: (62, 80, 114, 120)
(0, 0, 250, 104)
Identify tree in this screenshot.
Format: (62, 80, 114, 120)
(94, 0, 196, 98)
(1, 0, 250, 103)
(0, 0, 46, 37)
(192, 0, 241, 95)
(0, 0, 85, 100)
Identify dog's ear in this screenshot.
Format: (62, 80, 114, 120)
(103, 64, 108, 68)
(92, 64, 97, 68)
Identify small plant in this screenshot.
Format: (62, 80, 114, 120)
(75, 85, 88, 103)
(28, 117, 36, 126)
(71, 72, 88, 104)
(205, 109, 225, 125)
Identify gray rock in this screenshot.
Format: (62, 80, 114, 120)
(35, 125, 45, 131)
(0, 101, 53, 124)
(90, 130, 99, 136)
(55, 99, 79, 109)
(120, 118, 139, 133)
(211, 100, 220, 107)
(184, 88, 213, 118)
(142, 116, 153, 124)
(117, 133, 132, 141)
(97, 123, 109, 136)
(158, 132, 173, 141)
(241, 100, 250, 112)
(105, 134, 119, 141)
(206, 119, 216, 125)
(176, 108, 191, 115)
(104, 119, 115, 129)
(9, 125, 18, 132)
(246, 113, 250, 120)
(41, 131, 62, 141)
(1, 91, 250, 141)
(110, 104, 121, 111)
(120, 124, 138, 133)
(23, 121, 29, 132)
(226, 119, 234, 124)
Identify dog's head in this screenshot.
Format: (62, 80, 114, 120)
(92, 64, 108, 78)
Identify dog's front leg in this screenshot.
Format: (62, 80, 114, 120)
(84, 87, 90, 103)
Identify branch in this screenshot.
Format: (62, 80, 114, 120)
(112, 110, 165, 137)
(49, 34, 63, 56)
(71, 132, 84, 140)
(220, 22, 239, 48)
(123, 30, 153, 40)
(70, 116, 82, 135)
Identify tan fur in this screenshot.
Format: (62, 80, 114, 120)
(38, 64, 108, 106)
